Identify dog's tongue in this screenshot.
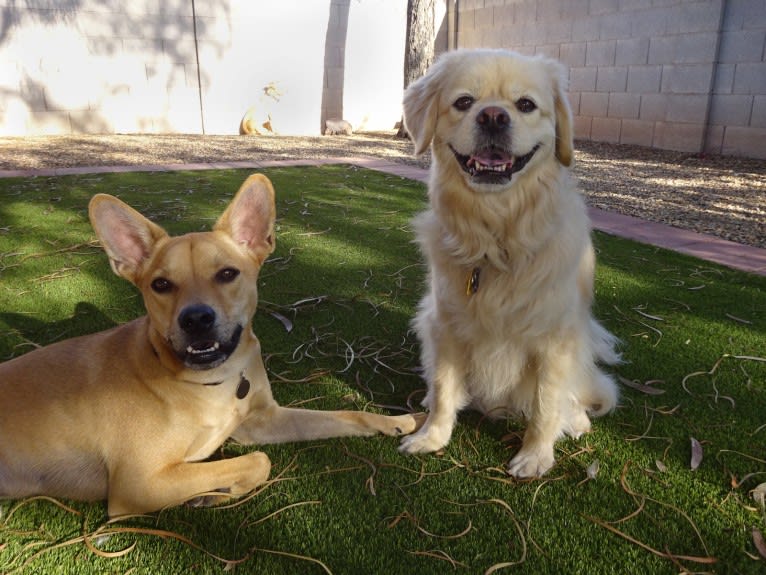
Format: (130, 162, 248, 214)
(469, 149, 514, 168)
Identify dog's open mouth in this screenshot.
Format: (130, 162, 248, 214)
(179, 325, 243, 370)
(451, 145, 540, 185)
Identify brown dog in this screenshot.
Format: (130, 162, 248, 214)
(0, 174, 421, 517)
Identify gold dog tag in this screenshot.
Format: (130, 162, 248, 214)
(466, 267, 481, 296)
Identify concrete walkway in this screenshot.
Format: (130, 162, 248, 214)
(1, 157, 763, 276)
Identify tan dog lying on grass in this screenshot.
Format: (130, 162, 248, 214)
(398, 49, 620, 478)
(0, 174, 421, 517)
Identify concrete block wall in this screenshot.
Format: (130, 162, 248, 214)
(455, 0, 766, 159)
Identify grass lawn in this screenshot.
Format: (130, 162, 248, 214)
(0, 166, 764, 574)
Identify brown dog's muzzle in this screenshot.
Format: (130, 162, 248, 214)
(174, 304, 243, 370)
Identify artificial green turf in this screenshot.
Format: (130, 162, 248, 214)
(0, 166, 764, 574)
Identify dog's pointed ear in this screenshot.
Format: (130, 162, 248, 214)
(549, 59, 574, 167)
(215, 174, 276, 263)
(403, 61, 443, 156)
(89, 194, 168, 284)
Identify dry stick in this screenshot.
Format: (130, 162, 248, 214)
(341, 445, 379, 496)
(585, 515, 717, 565)
(682, 354, 766, 395)
(585, 461, 717, 567)
(406, 549, 467, 568)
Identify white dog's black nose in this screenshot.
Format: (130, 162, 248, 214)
(476, 106, 510, 132)
(179, 304, 216, 335)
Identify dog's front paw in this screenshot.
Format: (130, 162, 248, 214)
(383, 412, 428, 436)
(399, 423, 450, 454)
(506, 445, 555, 478)
(230, 451, 271, 495)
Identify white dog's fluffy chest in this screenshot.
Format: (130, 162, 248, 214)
(415, 178, 594, 416)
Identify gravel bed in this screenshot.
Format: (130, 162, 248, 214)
(0, 132, 763, 248)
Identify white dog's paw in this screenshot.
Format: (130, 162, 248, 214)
(506, 445, 555, 478)
(399, 425, 450, 454)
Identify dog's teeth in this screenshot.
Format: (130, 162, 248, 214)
(186, 342, 220, 355)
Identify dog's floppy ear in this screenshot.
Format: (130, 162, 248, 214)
(215, 174, 276, 263)
(403, 59, 444, 156)
(549, 59, 574, 167)
(89, 194, 168, 284)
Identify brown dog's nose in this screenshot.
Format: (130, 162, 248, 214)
(476, 106, 510, 131)
(179, 304, 216, 335)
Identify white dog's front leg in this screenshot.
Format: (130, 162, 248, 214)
(507, 347, 572, 478)
(399, 330, 468, 454)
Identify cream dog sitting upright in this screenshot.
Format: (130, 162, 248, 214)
(0, 174, 420, 517)
(398, 49, 620, 478)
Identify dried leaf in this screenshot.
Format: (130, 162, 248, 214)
(655, 460, 667, 473)
(752, 482, 766, 510)
(753, 527, 766, 559)
(269, 311, 293, 333)
(690, 437, 703, 471)
(618, 376, 666, 395)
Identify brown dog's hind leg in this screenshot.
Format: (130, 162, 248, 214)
(231, 406, 425, 445)
(107, 451, 271, 517)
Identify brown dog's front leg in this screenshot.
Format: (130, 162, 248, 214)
(107, 451, 271, 517)
(231, 405, 424, 445)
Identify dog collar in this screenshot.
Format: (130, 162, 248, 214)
(466, 267, 481, 296)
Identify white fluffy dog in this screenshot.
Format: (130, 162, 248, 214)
(398, 49, 620, 478)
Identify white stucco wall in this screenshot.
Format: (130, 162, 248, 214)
(0, 0, 410, 136)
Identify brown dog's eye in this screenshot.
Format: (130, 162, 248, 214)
(151, 277, 173, 293)
(516, 98, 537, 113)
(453, 96, 475, 111)
(216, 267, 240, 284)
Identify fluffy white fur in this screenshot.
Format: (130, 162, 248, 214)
(399, 49, 620, 478)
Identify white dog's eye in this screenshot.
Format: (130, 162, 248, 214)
(515, 98, 537, 113)
(453, 96, 475, 111)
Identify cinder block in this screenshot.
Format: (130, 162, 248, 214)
(722, 0, 766, 31)
(661, 64, 714, 95)
(709, 94, 754, 127)
(751, 95, 766, 128)
(589, 0, 619, 16)
(586, 39, 615, 66)
(620, 119, 654, 146)
(639, 93, 668, 121)
(573, 114, 592, 139)
(580, 91, 609, 116)
(719, 30, 766, 64)
(631, 8, 669, 38)
(666, 94, 708, 123)
(570, 66, 597, 91)
(599, 13, 631, 41)
(616, 37, 649, 66)
(572, 18, 600, 42)
(733, 62, 766, 95)
(722, 126, 766, 159)
(627, 65, 662, 93)
(653, 121, 704, 153)
(560, 42, 587, 67)
(591, 116, 621, 143)
(674, 32, 719, 64)
(648, 36, 676, 65)
(668, 1, 724, 34)
(596, 66, 627, 92)
(608, 93, 640, 118)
